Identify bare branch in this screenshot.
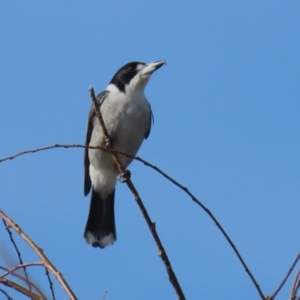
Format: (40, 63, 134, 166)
(0, 210, 78, 300)
(0, 277, 44, 300)
(89, 87, 186, 300)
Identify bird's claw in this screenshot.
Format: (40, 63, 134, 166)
(117, 170, 131, 183)
(105, 137, 112, 148)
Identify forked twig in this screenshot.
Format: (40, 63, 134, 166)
(89, 87, 186, 300)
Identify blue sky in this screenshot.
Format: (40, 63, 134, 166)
(1, 1, 300, 299)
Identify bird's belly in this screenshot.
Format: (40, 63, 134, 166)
(110, 108, 148, 166)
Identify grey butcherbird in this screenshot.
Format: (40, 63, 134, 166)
(84, 60, 165, 248)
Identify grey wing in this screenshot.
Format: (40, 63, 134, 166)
(144, 103, 154, 139)
(84, 91, 108, 196)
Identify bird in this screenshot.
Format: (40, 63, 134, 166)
(84, 60, 165, 248)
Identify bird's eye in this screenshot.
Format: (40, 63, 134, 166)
(128, 66, 134, 72)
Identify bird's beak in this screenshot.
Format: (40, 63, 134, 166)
(141, 60, 166, 76)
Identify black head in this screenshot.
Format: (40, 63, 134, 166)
(109, 62, 146, 92)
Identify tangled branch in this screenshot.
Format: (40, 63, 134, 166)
(0, 210, 77, 300)
(5, 87, 300, 298)
(0, 265, 46, 298)
(0, 143, 263, 298)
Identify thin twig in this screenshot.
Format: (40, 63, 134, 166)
(291, 256, 300, 300)
(269, 254, 300, 299)
(89, 88, 127, 175)
(1, 262, 43, 278)
(0, 277, 44, 300)
(0, 210, 77, 300)
(0, 144, 100, 163)
(89, 87, 186, 300)
(292, 281, 300, 300)
(44, 266, 55, 300)
(2, 219, 31, 292)
(0, 288, 13, 300)
(0, 265, 45, 297)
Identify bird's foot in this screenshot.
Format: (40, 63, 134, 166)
(105, 137, 112, 148)
(117, 170, 131, 183)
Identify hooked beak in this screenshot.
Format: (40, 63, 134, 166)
(141, 60, 166, 76)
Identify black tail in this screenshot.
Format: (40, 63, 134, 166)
(84, 188, 116, 248)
